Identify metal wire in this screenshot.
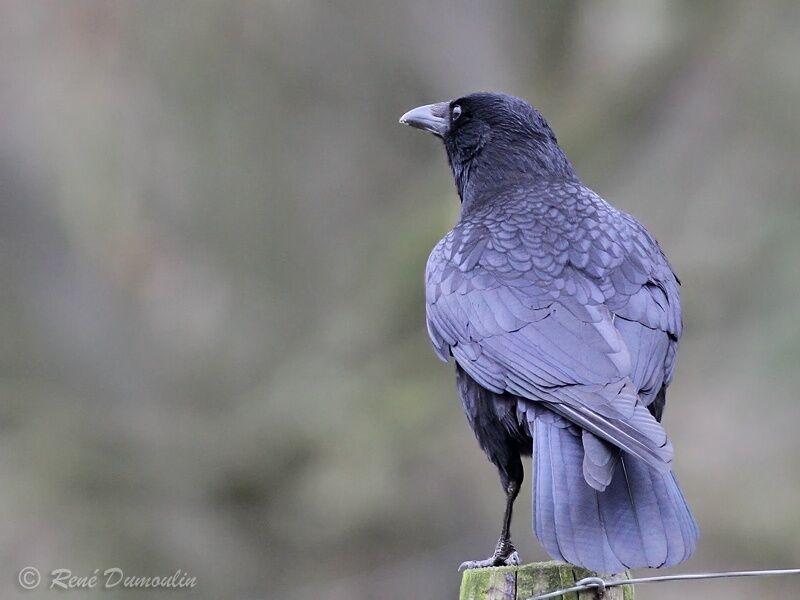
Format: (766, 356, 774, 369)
(528, 567, 800, 599)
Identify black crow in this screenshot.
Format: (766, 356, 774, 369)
(399, 93, 698, 573)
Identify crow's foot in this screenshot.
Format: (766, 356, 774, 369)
(457, 538, 520, 571)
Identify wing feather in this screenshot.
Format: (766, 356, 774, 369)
(425, 184, 682, 475)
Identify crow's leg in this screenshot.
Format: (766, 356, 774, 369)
(458, 477, 522, 570)
(455, 364, 529, 570)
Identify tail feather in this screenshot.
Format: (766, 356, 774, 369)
(582, 430, 618, 491)
(532, 416, 698, 573)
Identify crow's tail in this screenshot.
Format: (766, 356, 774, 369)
(531, 416, 699, 574)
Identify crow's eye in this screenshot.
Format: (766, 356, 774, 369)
(451, 105, 462, 122)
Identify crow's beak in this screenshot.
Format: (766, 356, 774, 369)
(399, 102, 449, 137)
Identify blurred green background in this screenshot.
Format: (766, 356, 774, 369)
(2, 1, 800, 599)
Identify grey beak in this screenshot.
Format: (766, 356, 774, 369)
(399, 102, 449, 137)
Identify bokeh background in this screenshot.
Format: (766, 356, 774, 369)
(2, 1, 799, 598)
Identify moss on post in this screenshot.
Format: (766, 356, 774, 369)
(459, 561, 634, 600)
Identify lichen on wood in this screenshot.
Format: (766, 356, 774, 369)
(459, 561, 634, 600)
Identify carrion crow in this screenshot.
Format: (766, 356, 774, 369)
(399, 92, 698, 573)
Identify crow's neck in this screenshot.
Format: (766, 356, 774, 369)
(450, 142, 578, 215)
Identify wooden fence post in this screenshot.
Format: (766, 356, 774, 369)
(459, 561, 634, 600)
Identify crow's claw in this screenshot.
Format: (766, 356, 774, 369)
(458, 540, 520, 571)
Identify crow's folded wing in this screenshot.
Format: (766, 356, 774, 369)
(425, 197, 680, 471)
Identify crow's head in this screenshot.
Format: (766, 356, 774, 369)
(400, 92, 576, 201)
